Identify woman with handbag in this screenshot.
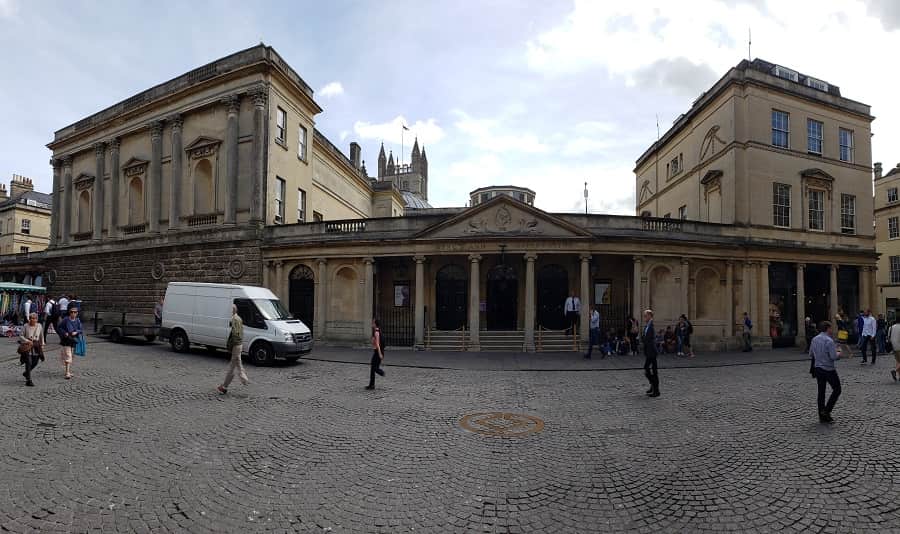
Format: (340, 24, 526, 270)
(18, 312, 44, 387)
(57, 304, 82, 380)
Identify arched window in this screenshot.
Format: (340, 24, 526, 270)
(129, 177, 144, 225)
(194, 159, 214, 214)
(78, 190, 91, 233)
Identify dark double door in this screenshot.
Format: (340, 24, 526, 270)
(487, 265, 518, 330)
(537, 264, 568, 330)
(436, 265, 467, 330)
(289, 270, 315, 330)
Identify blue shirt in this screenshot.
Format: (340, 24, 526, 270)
(809, 332, 839, 371)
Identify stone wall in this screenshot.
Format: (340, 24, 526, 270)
(47, 239, 262, 316)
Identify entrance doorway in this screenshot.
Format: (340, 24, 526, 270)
(804, 264, 829, 325)
(289, 265, 315, 330)
(537, 264, 568, 329)
(487, 264, 518, 330)
(435, 264, 468, 330)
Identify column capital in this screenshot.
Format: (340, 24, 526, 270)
(633, 255, 644, 263)
(364, 256, 376, 265)
(830, 263, 839, 271)
(316, 257, 328, 266)
(413, 255, 426, 264)
(250, 85, 268, 108)
(681, 258, 690, 266)
(580, 253, 591, 262)
(50, 157, 63, 169)
(760, 260, 770, 267)
(108, 137, 120, 152)
(524, 252, 538, 262)
(169, 114, 184, 130)
(725, 259, 734, 267)
(222, 94, 241, 115)
(796, 262, 806, 269)
(273, 260, 284, 268)
(468, 254, 482, 263)
(148, 120, 164, 139)
(93, 142, 106, 157)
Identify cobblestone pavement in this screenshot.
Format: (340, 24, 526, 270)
(1, 339, 899, 533)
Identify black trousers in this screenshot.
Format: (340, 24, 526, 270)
(861, 336, 875, 363)
(815, 368, 841, 414)
(566, 311, 579, 334)
(643, 355, 659, 392)
(368, 351, 383, 387)
(42, 317, 56, 343)
(22, 349, 41, 382)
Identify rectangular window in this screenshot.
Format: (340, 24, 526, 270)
(840, 194, 856, 234)
(19, 246, 28, 254)
(839, 128, 854, 163)
(774, 65, 799, 82)
(275, 177, 285, 223)
(805, 76, 829, 92)
(889, 188, 898, 203)
(313, 211, 323, 222)
(298, 125, 307, 160)
(276, 107, 286, 142)
(808, 189, 825, 230)
(20, 219, 30, 235)
(773, 183, 791, 227)
(772, 110, 789, 148)
(670, 157, 680, 176)
(297, 188, 306, 223)
(807, 118, 823, 155)
(892, 256, 900, 284)
(678, 205, 686, 220)
(889, 216, 899, 239)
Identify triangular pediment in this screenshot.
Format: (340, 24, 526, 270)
(800, 168, 834, 182)
(121, 157, 149, 169)
(416, 196, 592, 239)
(638, 180, 654, 203)
(185, 136, 222, 151)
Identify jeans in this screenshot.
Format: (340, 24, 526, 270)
(368, 351, 384, 387)
(585, 328, 600, 357)
(861, 335, 875, 363)
(676, 335, 684, 354)
(222, 344, 248, 388)
(876, 331, 886, 353)
(22, 349, 41, 382)
(643, 355, 659, 392)
(742, 332, 752, 351)
(815, 368, 841, 414)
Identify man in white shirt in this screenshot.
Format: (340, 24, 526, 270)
(58, 295, 70, 316)
(861, 309, 877, 365)
(564, 292, 581, 335)
(23, 297, 32, 321)
(583, 305, 601, 359)
(43, 297, 56, 342)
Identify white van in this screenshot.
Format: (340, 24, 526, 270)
(160, 282, 313, 365)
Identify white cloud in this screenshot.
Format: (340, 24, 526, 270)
(353, 115, 445, 146)
(0, 0, 18, 18)
(318, 81, 344, 98)
(452, 110, 549, 154)
(338, 130, 348, 142)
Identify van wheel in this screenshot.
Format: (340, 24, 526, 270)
(109, 328, 123, 343)
(171, 330, 189, 353)
(248, 342, 274, 366)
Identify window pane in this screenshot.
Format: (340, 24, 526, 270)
(772, 110, 789, 148)
(890, 217, 899, 239)
(808, 190, 824, 230)
(807, 119, 823, 154)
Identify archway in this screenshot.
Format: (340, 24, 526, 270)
(78, 190, 91, 234)
(435, 264, 467, 330)
(128, 177, 144, 225)
(194, 159, 214, 214)
(487, 264, 517, 330)
(537, 264, 568, 329)
(289, 264, 315, 330)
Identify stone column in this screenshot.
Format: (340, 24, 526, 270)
(524, 253, 537, 352)
(316, 259, 328, 341)
(61, 156, 73, 244)
(829, 264, 839, 321)
(250, 87, 267, 224)
(262, 260, 271, 290)
(759, 262, 770, 342)
(108, 138, 120, 238)
(273, 261, 284, 301)
(869, 267, 880, 315)
(414, 255, 425, 349)
(92, 142, 105, 241)
(632, 256, 643, 324)
(745, 262, 757, 328)
(50, 158, 61, 247)
(796, 263, 806, 345)
(223, 95, 240, 225)
(579, 253, 590, 345)
(680, 259, 690, 319)
(169, 115, 183, 230)
(725, 261, 734, 337)
(148, 120, 164, 233)
(859, 266, 870, 312)
(468, 254, 481, 351)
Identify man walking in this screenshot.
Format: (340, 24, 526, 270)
(741, 312, 753, 352)
(860, 309, 877, 365)
(583, 305, 601, 359)
(366, 318, 385, 390)
(804, 317, 817, 353)
(564, 292, 581, 335)
(642, 309, 660, 397)
(890, 319, 900, 382)
(217, 304, 249, 394)
(42, 296, 58, 343)
(810, 320, 844, 423)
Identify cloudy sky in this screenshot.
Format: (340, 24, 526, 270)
(1, 0, 898, 214)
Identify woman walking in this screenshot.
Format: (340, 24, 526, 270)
(19, 312, 44, 387)
(56, 304, 82, 380)
(627, 315, 639, 355)
(366, 318, 385, 390)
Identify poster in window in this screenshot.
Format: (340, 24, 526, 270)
(394, 283, 410, 307)
(594, 283, 611, 305)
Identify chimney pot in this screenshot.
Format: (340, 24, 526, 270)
(875, 162, 883, 180)
(349, 142, 362, 169)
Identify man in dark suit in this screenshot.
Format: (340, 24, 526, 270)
(642, 309, 660, 397)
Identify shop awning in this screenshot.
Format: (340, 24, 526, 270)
(0, 282, 46, 293)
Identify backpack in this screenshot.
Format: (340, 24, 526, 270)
(50, 301, 60, 318)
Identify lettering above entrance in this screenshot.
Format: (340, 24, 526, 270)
(122, 157, 150, 178)
(415, 196, 592, 239)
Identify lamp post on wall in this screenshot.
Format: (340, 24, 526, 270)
(584, 181, 589, 215)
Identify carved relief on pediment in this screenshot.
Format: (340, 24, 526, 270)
(122, 157, 149, 178)
(74, 172, 95, 190)
(184, 136, 223, 160)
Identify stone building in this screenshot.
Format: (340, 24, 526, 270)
(377, 139, 431, 210)
(0, 175, 51, 256)
(874, 161, 900, 319)
(470, 186, 535, 207)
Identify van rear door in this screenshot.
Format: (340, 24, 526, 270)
(193, 287, 231, 347)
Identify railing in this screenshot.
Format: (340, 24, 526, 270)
(121, 223, 146, 235)
(72, 232, 91, 241)
(325, 220, 366, 233)
(186, 214, 217, 227)
(641, 217, 683, 232)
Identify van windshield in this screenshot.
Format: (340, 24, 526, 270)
(253, 299, 292, 321)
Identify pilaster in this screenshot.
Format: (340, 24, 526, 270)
(169, 114, 183, 230)
(796, 263, 806, 346)
(632, 256, 643, 325)
(61, 156, 73, 245)
(725, 261, 734, 337)
(524, 253, 537, 352)
(579, 253, 590, 346)
(759, 261, 770, 344)
(316, 258, 328, 341)
(92, 142, 105, 241)
(148, 120, 164, 233)
(50, 158, 62, 247)
(413, 255, 426, 349)
(250, 87, 267, 225)
(829, 264, 839, 321)
(468, 254, 481, 351)
(108, 138, 120, 238)
(223, 95, 240, 225)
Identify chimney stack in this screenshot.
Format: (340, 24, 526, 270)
(9, 174, 34, 198)
(874, 162, 883, 180)
(349, 142, 362, 169)
(0, 184, 8, 200)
